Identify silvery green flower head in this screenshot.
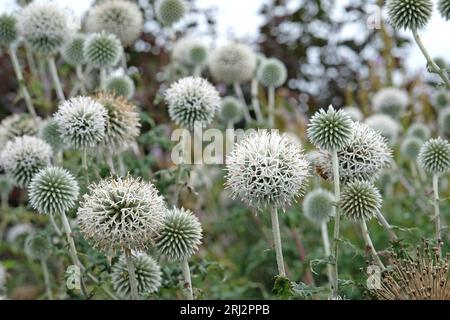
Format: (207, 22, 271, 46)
(340, 180, 382, 221)
(111, 254, 162, 298)
(302, 188, 335, 225)
(77, 175, 166, 253)
(28, 166, 79, 215)
(0, 113, 41, 145)
(155, 0, 186, 26)
(25, 231, 52, 261)
(307, 105, 353, 151)
(84, 31, 123, 68)
(85, 0, 143, 47)
(39, 118, 64, 151)
(165, 76, 221, 129)
(387, 0, 433, 31)
(418, 137, 450, 174)
(365, 114, 400, 145)
(172, 37, 208, 68)
(0, 136, 52, 188)
(439, 0, 450, 20)
(61, 33, 86, 66)
(106, 75, 135, 99)
(406, 122, 430, 141)
(257, 58, 287, 88)
(438, 107, 450, 135)
(156, 207, 203, 261)
(401, 136, 423, 160)
(219, 96, 244, 124)
(208, 42, 257, 84)
(54, 96, 107, 151)
(342, 106, 364, 122)
(372, 87, 409, 119)
(0, 14, 18, 47)
(18, 2, 79, 56)
(225, 130, 310, 210)
(433, 89, 450, 110)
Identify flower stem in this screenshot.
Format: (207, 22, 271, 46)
(268, 86, 275, 128)
(432, 174, 441, 248)
(76, 65, 87, 95)
(1, 191, 8, 210)
(100, 67, 107, 91)
(233, 82, 252, 123)
(375, 211, 397, 242)
(48, 56, 65, 101)
(320, 222, 333, 287)
(124, 249, 139, 300)
(181, 258, 194, 300)
(360, 220, 385, 270)
(251, 78, 263, 123)
(41, 258, 53, 300)
(330, 149, 341, 297)
(270, 206, 286, 276)
(82, 151, 89, 185)
(49, 213, 63, 237)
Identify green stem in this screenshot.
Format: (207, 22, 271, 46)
(100, 67, 107, 91)
(375, 211, 397, 242)
(432, 174, 441, 247)
(124, 249, 139, 300)
(330, 149, 340, 298)
(270, 206, 286, 276)
(181, 258, 194, 300)
(76, 65, 87, 95)
(360, 220, 385, 270)
(48, 56, 65, 101)
(41, 258, 53, 300)
(82, 151, 89, 185)
(1, 191, 8, 210)
(49, 213, 63, 237)
(233, 82, 252, 123)
(320, 222, 333, 287)
(268, 86, 275, 128)
(251, 78, 263, 123)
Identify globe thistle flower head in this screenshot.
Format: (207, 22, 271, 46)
(0, 113, 40, 145)
(25, 232, 52, 260)
(165, 76, 221, 129)
(401, 136, 423, 160)
(106, 75, 135, 99)
(172, 37, 208, 67)
(302, 189, 335, 225)
(156, 207, 202, 261)
(85, 0, 143, 46)
(18, 2, 79, 56)
(54, 96, 107, 151)
(387, 0, 433, 31)
(219, 96, 244, 124)
(0, 14, 18, 47)
(418, 137, 450, 174)
(155, 0, 186, 26)
(61, 34, 86, 66)
(257, 58, 287, 88)
(208, 42, 257, 84)
(225, 130, 310, 209)
(340, 181, 382, 221)
(438, 107, 450, 135)
(28, 166, 79, 215)
(0, 136, 52, 188)
(406, 122, 430, 141)
(307, 105, 354, 151)
(438, 0, 450, 20)
(342, 106, 364, 122)
(372, 87, 408, 118)
(84, 31, 123, 68)
(77, 175, 166, 253)
(365, 114, 400, 145)
(433, 89, 450, 110)
(111, 254, 162, 298)
(39, 118, 64, 151)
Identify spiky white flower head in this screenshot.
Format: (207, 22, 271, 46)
(39, 118, 64, 151)
(165, 76, 221, 129)
(438, 0, 450, 20)
(93, 92, 140, 153)
(0, 113, 40, 145)
(106, 75, 135, 99)
(340, 181, 382, 221)
(84, 31, 123, 68)
(257, 58, 287, 88)
(219, 96, 244, 124)
(372, 87, 408, 118)
(225, 130, 310, 209)
(302, 188, 335, 225)
(156, 207, 202, 261)
(401, 136, 422, 160)
(0, 136, 52, 188)
(387, 0, 433, 31)
(172, 37, 208, 67)
(77, 175, 166, 253)
(155, 0, 186, 26)
(315, 123, 392, 183)
(111, 254, 162, 298)
(438, 107, 450, 135)
(0, 14, 18, 47)
(307, 105, 354, 151)
(54, 96, 107, 151)
(28, 166, 79, 215)
(18, 2, 79, 56)
(61, 34, 86, 66)
(406, 122, 430, 141)
(418, 137, 450, 174)
(433, 89, 450, 110)
(208, 42, 257, 84)
(342, 106, 364, 122)
(365, 114, 400, 145)
(25, 231, 52, 261)
(85, 0, 143, 47)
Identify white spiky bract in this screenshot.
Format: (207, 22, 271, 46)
(25, 232, 51, 260)
(39, 118, 64, 151)
(365, 114, 400, 145)
(418, 137, 450, 174)
(307, 105, 354, 151)
(61, 34, 86, 66)
(438, 0, 450, 20)
(208, 43, 257, 84)
(387, 0, 433, 31)
(84, 32, 123, 68)
(406, 123, 430, 141)
(165, 76, 221, 129)
(172, 37, 208, 67)
(106, 75, 135, 99)
(219, 96, 244, 124)
(302, 188, 335, 225)
(340, 181, 382, 221)
(0, 113, 40, 145)
(372, 87, 408, 118)
(77, 175, 166, 253)
(225, 131, 310, 209)
(111, 254, 162, 298)
(54, 96, 107, 151)
(0, 14, 18, 47)
(401, 136, 423, 160)
(0, 136, 52, 188)
(155, 0, 186, 26)
(438, 107, 450, 135)
(18, 2, 79, 56)
(85, 0, 143, 46)
(342, 106, 364, 122)
(257, 58, 287, 88)
(28, 166, 79, 215)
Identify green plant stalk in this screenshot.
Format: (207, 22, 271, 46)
(76, 65, 87, 95)
(82, 151, 89, 185)
(268, 86, 275, 128)
(1, 191, 8, 210)
(330, 149, 340, 297)
(181, 258, 194, 300)
(25, 44, 38, 78)
(49, 213, 63, 237)
(375, 211, 397, 242)
(48, 56, 65, 101)
(360, 220, 385, 270)
(320, 222, 333, 287)
(251, 78, 263, 123)
(233, 82, 252, 123)
(40, 258, 53, 300)
(124, 249, 139, 300)
(100, 67, 107, 91)
(432, 174, 441, 245)
(270, 206, 286, 276)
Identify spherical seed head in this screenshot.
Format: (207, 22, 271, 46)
(340, 181, 382, 221)
(433, 89, 450, 110)
(372, 87, 408, 118)
(387, 0, 433, 31)
(0, 113, 40, 145)
(54, 96, 107, 151)
(342, 106, 364, 122)
(39, 118, 64, 151)
(77, 175, 166, 253)
(155, 0, 186, 26)
(93, 92, 140, 153)
(85, 0, 143, 46)
(438, 107, 450, 135)
(84, 32, 123, 68)
(106, 75, 135, 99)
(165, 76, 221, 129)
(28, 166, 79, 215)
(302, 189, 335, 225)
(225, 131, 310, 209)
(401, 136, 423, 160)
(438, 0, 450, 20)
(172, 37, 208, 67)
(307, 105, 353, 151)
(208, 42, 257, 84)
(365, 114, 400, 145)
(156, 207, 202, 261)
(219, 96, 244, 124)
(406, 122, 431, 141)
(0, 136, 52, 189)
(25, 232, 52, 260)
(111, 254, 162, 298)
(61, 34, 86, 66)
(18, 2, 79, 56)
(418, 137, 450, 174)
(0, 14, 18, 47)
(257, 58, 287, 88)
